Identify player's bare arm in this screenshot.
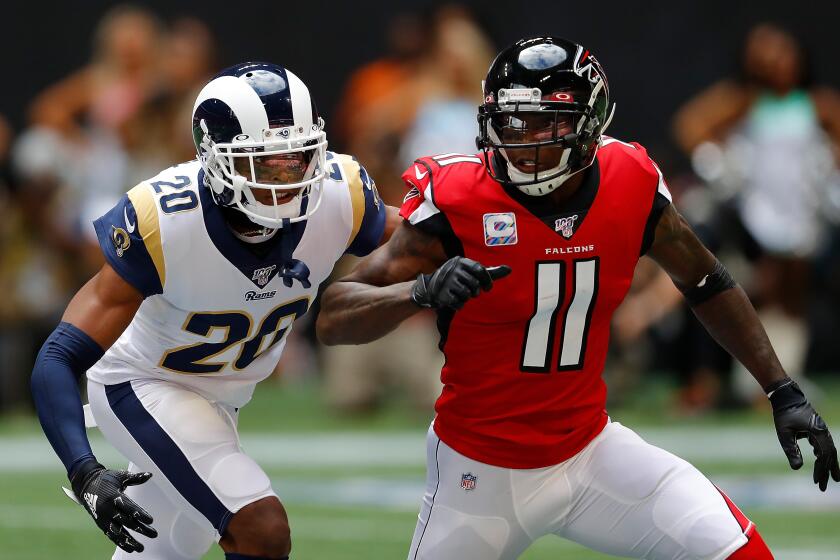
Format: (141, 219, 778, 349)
(648, 204, 840, 490)
(31, 264, 156, 551)
(63, 262, 144, 348)
(647, 205, 786, 388)
(318, 219, 510, 345)
(317, 220, 446, 345)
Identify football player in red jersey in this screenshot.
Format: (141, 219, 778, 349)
(317, 37, 839, 560)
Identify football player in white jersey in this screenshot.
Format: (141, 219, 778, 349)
(31, 62, 396, 560)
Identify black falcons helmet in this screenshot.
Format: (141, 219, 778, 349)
(477, 37, 615, 195)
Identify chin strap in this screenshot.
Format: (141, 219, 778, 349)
(508, 161, 576, 196)
(602, 103, 616, 133)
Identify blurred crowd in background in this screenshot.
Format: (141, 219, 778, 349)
(2, 4, 840, 418)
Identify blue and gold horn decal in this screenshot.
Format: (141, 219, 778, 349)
(111, 226, 131, 257)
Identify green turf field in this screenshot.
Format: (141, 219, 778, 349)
(3, 378, 840, 559)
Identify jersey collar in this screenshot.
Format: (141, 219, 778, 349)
(198, 169, 309, 289)
(495, 158, 600, 241)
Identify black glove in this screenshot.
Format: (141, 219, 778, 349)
(768, 379, 840, 491)
(410, 257, 511, 310)
(70, 460, 158, 552)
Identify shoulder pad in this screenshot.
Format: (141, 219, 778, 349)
(599, 138, 671, 202)
(328, 152, 385, 256)
(93, 182, 165, 297)
(403, 152, 484, 198)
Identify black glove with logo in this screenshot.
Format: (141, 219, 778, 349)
(768, 379, 840, 491)
(410, 257, 511, 310)
(70, 460, 158, 552)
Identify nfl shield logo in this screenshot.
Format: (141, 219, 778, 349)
(461, 472, 477, 491)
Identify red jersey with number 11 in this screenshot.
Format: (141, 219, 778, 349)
(399, 139, 671, 468)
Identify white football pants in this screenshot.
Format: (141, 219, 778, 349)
(408, 420, 751, 560)
(87, 379, 277, 560)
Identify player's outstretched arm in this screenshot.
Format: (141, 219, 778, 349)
(31, 263, 158, 551)
(318, 220, 445, 345)
(317, 220, 509, 345)
(648, 204, 840, 491)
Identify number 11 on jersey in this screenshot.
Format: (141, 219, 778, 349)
(520, 258, 599, 373)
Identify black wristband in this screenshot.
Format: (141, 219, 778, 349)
(681, 260, 736, 306)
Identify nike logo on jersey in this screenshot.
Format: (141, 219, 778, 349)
(83, 492, 99, 519)
(124, 207, 136, 234)
(414, 165, 428, 180)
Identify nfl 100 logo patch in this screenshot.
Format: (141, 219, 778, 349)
(483, 212, 518, 246)
(252, 265, 277, 287)
(554, 214, 578, 239)
(461, 472, 477, 491)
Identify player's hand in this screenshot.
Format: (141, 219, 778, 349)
(769, 379, 840, 491)
(410, 257, 511, 310)
(70, 460, 158, 552)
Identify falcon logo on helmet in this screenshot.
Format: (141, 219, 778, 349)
(573, 49, 604, 85)
(191, 62, 328, 228)
(476, 37, 616, 196)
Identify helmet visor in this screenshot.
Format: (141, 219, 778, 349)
(234, 152, 311, 183)
(231, 153, 309, 204)
(490, 112, 580, 174)
(493, 112, 576, 145)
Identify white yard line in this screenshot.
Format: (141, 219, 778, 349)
(0, 426, 786, 472)
(3, 428, 839, 510)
